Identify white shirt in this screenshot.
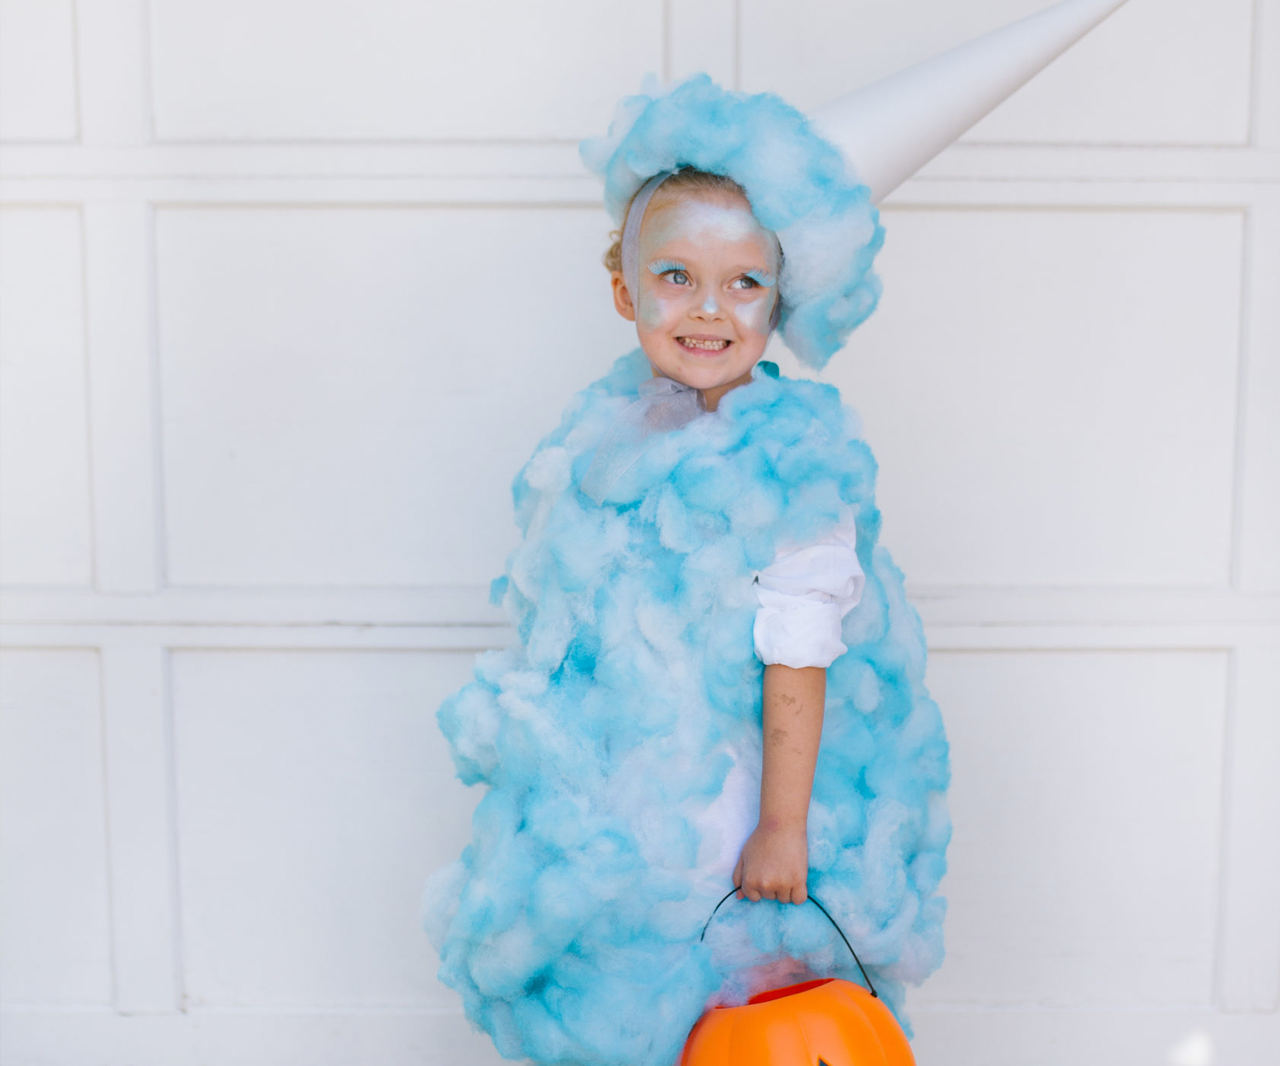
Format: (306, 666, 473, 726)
(752, 507, 864, 669)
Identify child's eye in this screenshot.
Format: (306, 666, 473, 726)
(731, 275, 759, 289)
(664, 269, 690, 286)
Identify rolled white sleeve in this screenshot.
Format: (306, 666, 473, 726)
(752, 508, 865, 669)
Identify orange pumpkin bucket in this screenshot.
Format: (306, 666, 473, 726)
(681, 894, 914, 1066)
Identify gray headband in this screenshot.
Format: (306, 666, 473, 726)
(620, 170, 676, 300)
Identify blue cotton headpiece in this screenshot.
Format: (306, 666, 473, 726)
(580, 74, 886, 370)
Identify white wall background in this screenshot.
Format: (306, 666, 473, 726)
(1, 1, 1277, 1064)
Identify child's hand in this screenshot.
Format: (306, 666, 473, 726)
(733, 820, 809, 904)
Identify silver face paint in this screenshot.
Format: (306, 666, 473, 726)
(734, 291, 774, 334)
(641, 197, 768, 255)
(637, 290, 668, 330)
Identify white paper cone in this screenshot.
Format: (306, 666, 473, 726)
(810, 0, 1130, 203)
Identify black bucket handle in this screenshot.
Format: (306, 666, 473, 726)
(699, 888, 879, 999)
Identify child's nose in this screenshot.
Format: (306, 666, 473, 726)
(697, 293, 722, 317)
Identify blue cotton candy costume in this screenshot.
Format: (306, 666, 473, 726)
(424, 76, 951, 1066)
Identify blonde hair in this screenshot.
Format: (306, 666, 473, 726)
(602, 169, 749, 274)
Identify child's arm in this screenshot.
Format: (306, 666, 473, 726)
(733, 663, 825, 904)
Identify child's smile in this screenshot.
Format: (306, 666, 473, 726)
(677, 336, 732, 352)
(612, 187, 781, 408)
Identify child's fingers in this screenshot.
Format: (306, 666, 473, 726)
(734, 863, 810, 903)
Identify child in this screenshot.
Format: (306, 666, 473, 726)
(423, 5, 1128, 1056)
(424, 75, 950, 1066)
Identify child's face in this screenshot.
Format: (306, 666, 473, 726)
(612, 188, 780, 393)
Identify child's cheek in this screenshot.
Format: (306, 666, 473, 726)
(637, 287, 681, 332)
(733, 291, 775, 337)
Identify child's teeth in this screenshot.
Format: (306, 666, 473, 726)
(683, 338, 729, 350)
